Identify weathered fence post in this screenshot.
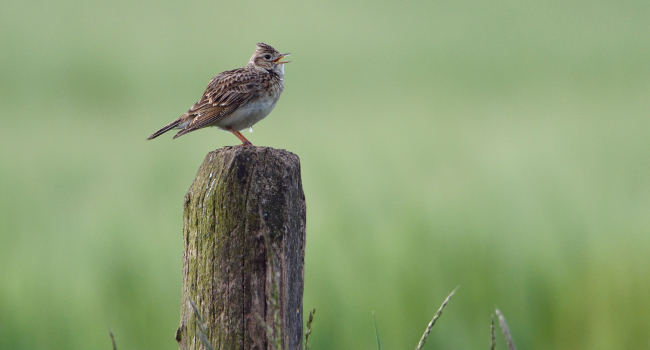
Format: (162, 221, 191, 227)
(175, 146, 306, 350)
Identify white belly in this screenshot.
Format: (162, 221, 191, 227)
(216, 95, 278, 131)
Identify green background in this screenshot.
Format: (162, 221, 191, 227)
(1, 0, 649, 349)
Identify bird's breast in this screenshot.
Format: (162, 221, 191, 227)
(217, 93, 280, 131)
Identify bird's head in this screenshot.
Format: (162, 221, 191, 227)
(249, 42, 290, 74)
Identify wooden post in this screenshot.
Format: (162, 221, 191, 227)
(175, 146, 306, 350)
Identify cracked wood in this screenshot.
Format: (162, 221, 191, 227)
(176, 146, 306, 350)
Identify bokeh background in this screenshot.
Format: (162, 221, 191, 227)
(1, 0, 649, 349)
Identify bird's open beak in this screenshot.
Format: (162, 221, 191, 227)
(274, 53, 291, 64)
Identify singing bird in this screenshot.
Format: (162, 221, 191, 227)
(147, 43, 289, 145)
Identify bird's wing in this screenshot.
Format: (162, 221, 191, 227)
(175, 68, 265, 137)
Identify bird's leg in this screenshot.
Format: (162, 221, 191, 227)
(228, 128, 253, 146)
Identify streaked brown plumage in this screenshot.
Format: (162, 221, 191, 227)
(147, 42, 289, 145)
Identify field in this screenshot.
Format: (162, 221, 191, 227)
(1, 0, 649, 349)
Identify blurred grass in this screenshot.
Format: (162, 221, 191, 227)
(1, 0, 649, 349)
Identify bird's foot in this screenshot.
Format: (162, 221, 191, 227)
(229, 129, 253, 146)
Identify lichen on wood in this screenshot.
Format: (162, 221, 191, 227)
(176, 146, 306, 350)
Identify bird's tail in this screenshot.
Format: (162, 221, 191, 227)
(147, 119, 181, 140)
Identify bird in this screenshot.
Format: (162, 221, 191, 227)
(147, 42, 289, 146)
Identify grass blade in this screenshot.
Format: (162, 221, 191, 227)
(304, 308, 316, 350)
(415, 286, 458, 350)
(490, 313, 496, 350)
(495, 308, 516, 350)
(189, 298, 215, 350)
(109, 331, 117, 350)
(372, 311, 382, 350)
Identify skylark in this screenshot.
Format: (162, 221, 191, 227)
(147, 42, 289, 145)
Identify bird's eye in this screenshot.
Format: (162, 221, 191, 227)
(264, 54, 272, 60)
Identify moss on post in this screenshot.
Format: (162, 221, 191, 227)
(176, 146, 306, 350)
